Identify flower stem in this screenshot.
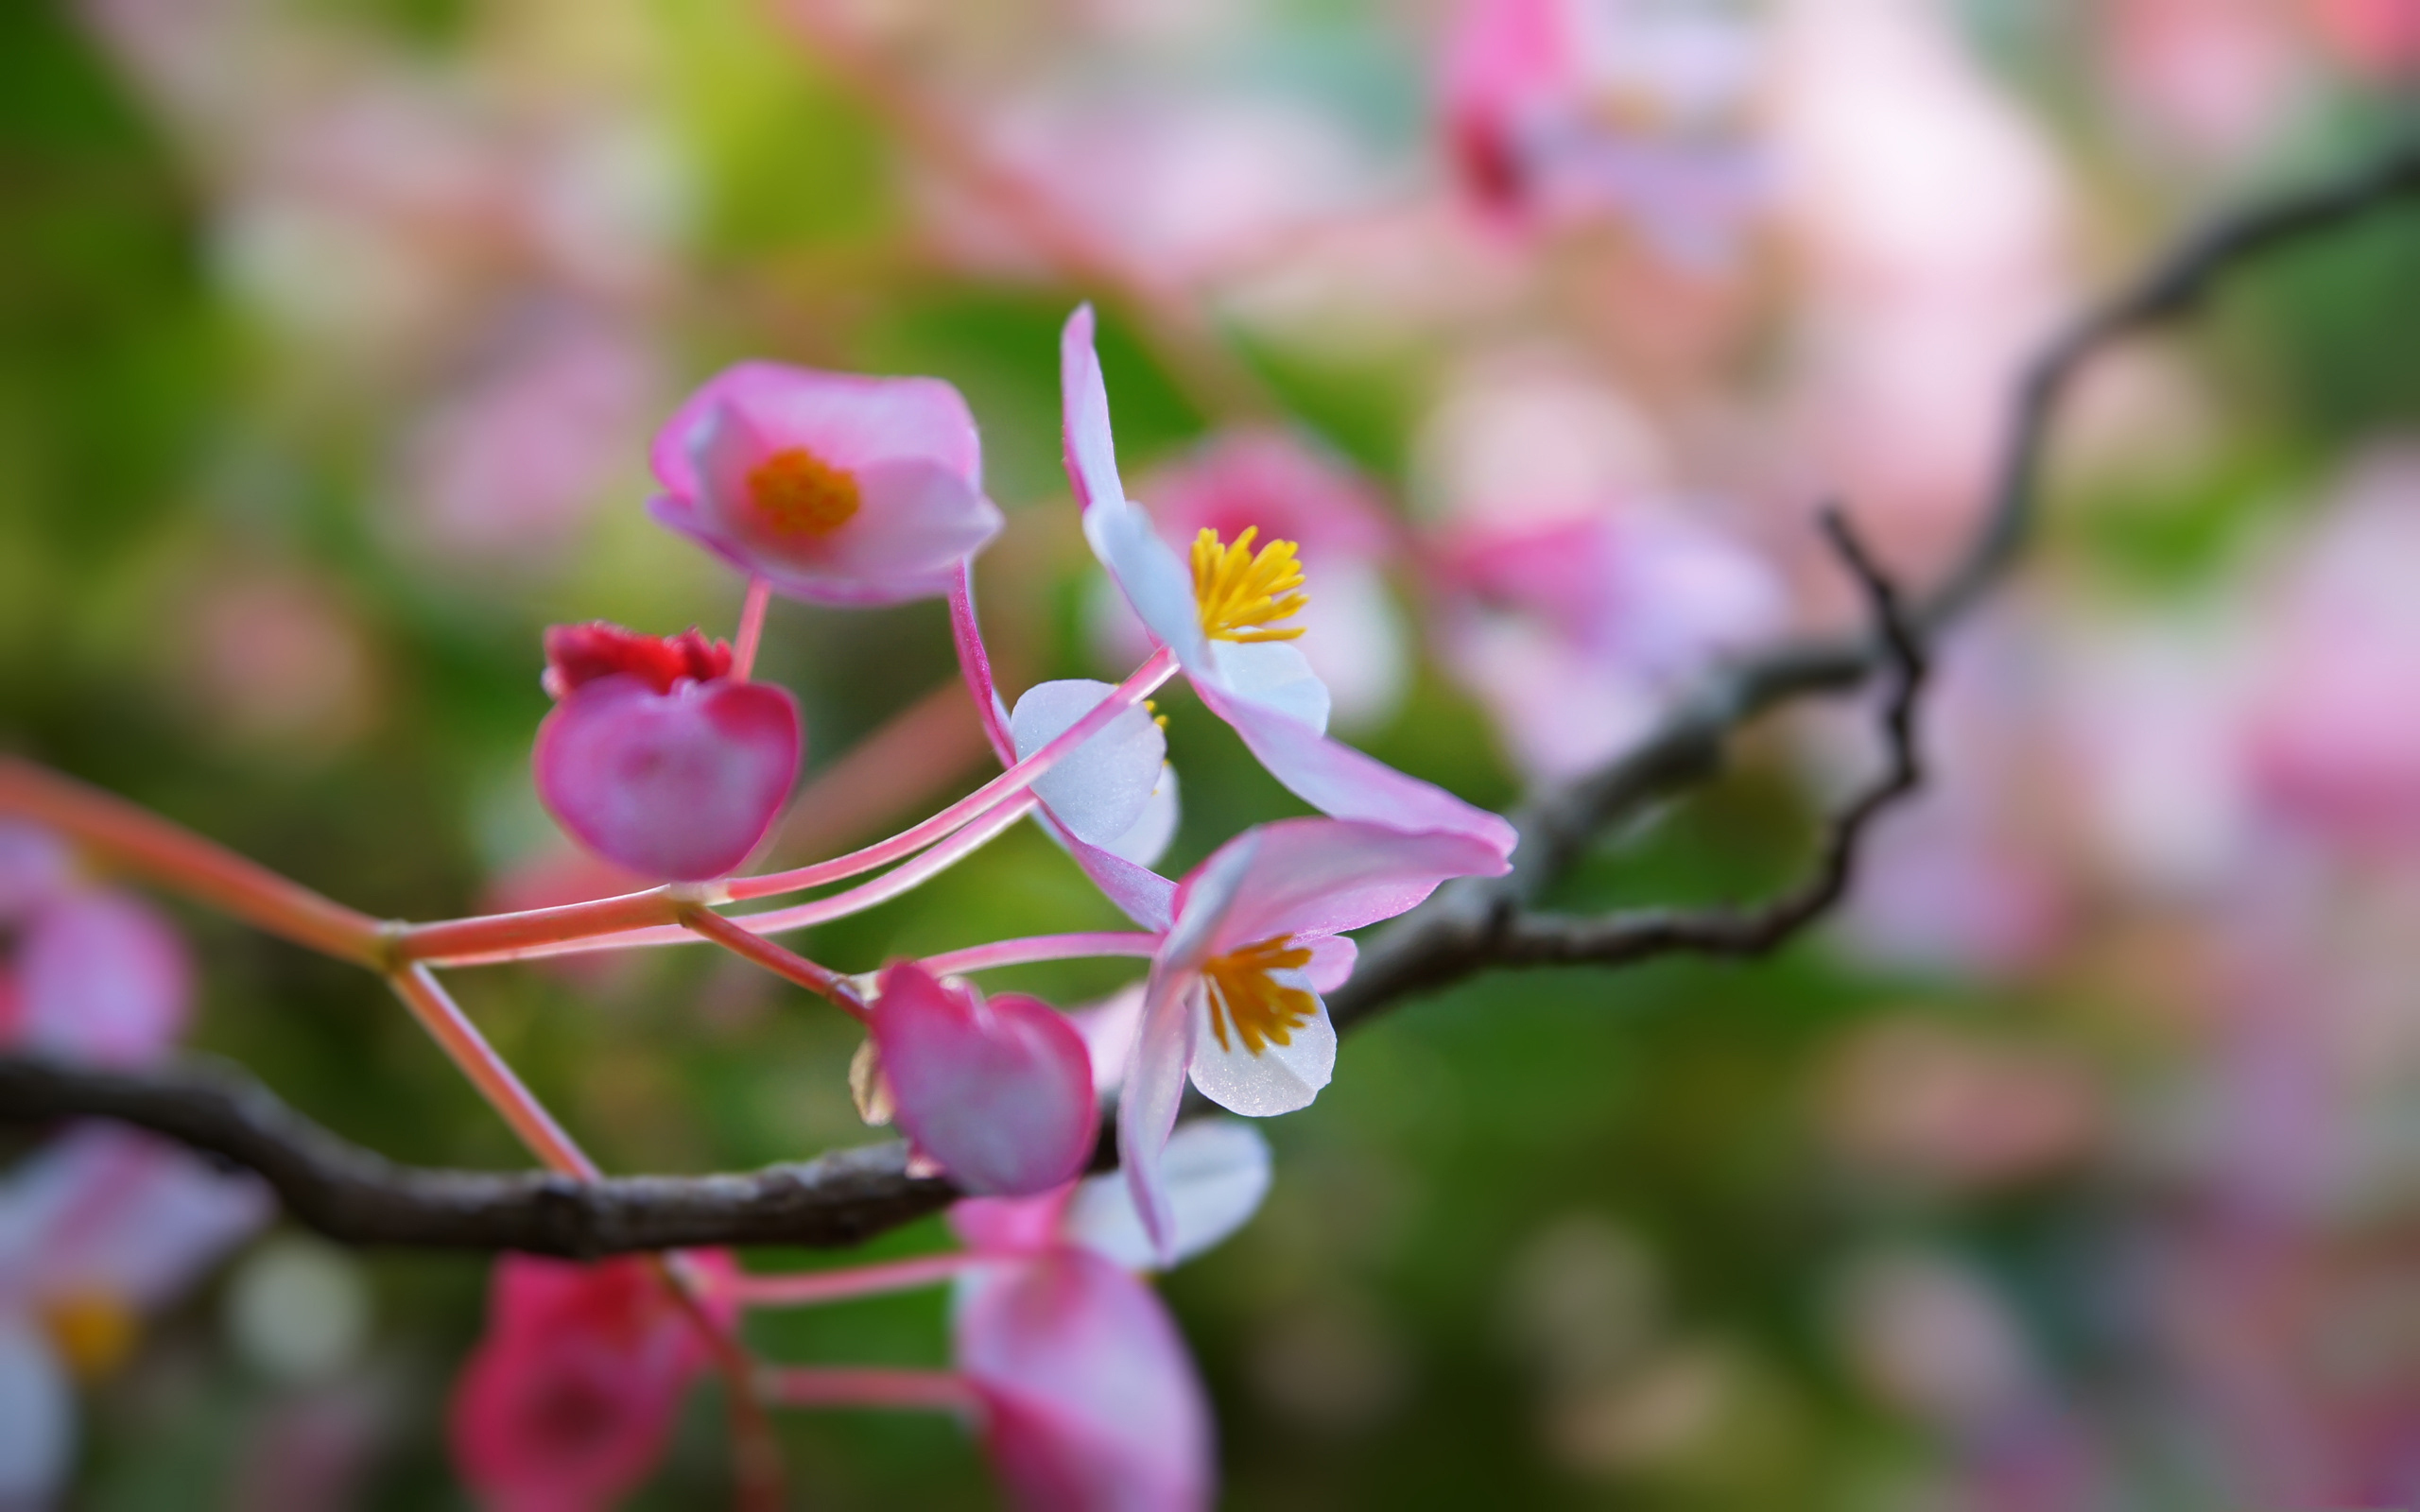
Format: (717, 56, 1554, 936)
(948, 563, 1016, 765)
(732, 576, 773, 680)
(0, 757, 386, 967)
(681, 905, 869, 1022)
(727, 1252, 983, 1308)
(724, 647, 1175, 901)
(385, 964, 599, 1178)
(920, 932, 1162, 976)
(763, 1366, 977, 1413)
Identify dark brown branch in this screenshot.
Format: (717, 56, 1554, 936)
(1478, 509, 1925, 971)
(0, 1055, 956, 1257)
(5, 140, 2416, 1256)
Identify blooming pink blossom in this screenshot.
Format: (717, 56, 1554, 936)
(1062, 305, 1517, 864)
(0, 1125, 269, 1506)
(1116, 818, 1505, 1261)
(10, 891, 193, 1068)
(1441, 0, 1769, 263)
(1098, 428, 1409, 729)
(871, 960, 1097, 1197)
(649, 362, 1003, 606)
(449, 1251, 734, 1512)
(531, 622, 802, 881)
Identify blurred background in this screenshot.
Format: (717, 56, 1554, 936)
(4, 0, 2418, 1505)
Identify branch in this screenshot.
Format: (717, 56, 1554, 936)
(0, 1055, 956, 1256)
(6, 140, 2415, 1257)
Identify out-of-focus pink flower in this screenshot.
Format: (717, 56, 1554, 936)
(1821, 1019, 2101, 1191)
(0, 1124, 270, 1507)
(1117, 818, 1505, 1261)
(2105, 0, 2303, 159)
(531, 622, 802, 881)
(2306, 0, 2420, 76)
(9, 890, 192, 1068)
(2246, 451, 2420, 852)
(448, 1252, 734, 1512)
(871, 961, 1097, 1197)
(942, 1121, 1268, 1512)
(1441, 0, 1769, 264)
(1063, 305, 1516, 862)
(648, 363, 1003, 607)
(1096, 429, 1409, 729)
(182, 566, 380, 759)
(0, 824, 69, 923)
(1431, 507, 1785, 781)
(401, 306, 660, 572)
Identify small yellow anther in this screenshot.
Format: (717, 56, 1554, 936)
(1190, 527, 1309, 644)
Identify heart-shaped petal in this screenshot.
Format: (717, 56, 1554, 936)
(873, 962, 1095, 1196)
(533, 675, 801, 881)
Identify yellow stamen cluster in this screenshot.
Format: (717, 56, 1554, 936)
(43, 1291, 136, 1381)
(1190, 527, 1308, 644)
(1201, 936, 1317, 1056)
(748, 447, 861, 539)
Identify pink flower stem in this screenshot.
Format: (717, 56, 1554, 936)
(763, 1366, 978, 1413)
(725, 1252, 986, 1308)
(384, 964, 600, 1179)
(948, 563, 1016, 765)
(393, 886, 684, 968)
(920, 932, 1162, 976)
(652, 1253, 788, 1510)
(426, 792, 1043, 966)
(680, 904, 869, 1022)
(732, 576, 774, 680)
(722, 648, 1175, 901)
(0, 756, 386, 967)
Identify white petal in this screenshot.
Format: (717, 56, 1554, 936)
(1165, 832, 1256, 976)
(0, 1317, 73, 1505)
(1068, 984, 1147, 1098)
(1065, 1120, 1272, 1272)
(1205, 640, 1330, 733)
(1085, 501, 1210, 670)
(1099, 763, 1180, 868)
(1011, 680, 1167, 848)
(1186, 975, 1335, 1117)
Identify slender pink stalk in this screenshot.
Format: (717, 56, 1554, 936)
(919, 932, 1162, 976)
(681, 906, 869, 1022)
(726, 1252, 986, 1308)
(732, 576, 773, 680)
(764, 1366, 978, 1413)
(394, 886, 683, 967)
(724, 648, 1175, 901)
(0, 756, 386, 966)
(426, 793, 1042, 966)
(385, 964, 600, 1179)
(949, 563, 1017, 765)
(652, 1253, 788, 1511)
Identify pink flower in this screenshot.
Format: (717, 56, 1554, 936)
(945, 1122, 1268, 1512)
(2306, 0, 2420, 76)
(1096, 428, 1409, 730)
(648, 362, 1004, 606)
(1441, 0, 1769, 263)
(1061, 305, 1516, 865)
(0, 1125, 269, 1506)
(1431, 508, 1785, 782)
(1116, 818, 1505, 1261)
(9, 890, 193, 1068)
(870, 961, 1097, 1197)
(448, 1251, 734, 1512)
(531, 622, 802, 881)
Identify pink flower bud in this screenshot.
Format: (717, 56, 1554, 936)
(531, 623, 801, 881)
(872, 962, 1095, 1197)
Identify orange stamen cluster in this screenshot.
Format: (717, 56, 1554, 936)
(1201, 936, 1317, 1056)
(748, 448, 861, 539)
(1190, 527, 1308, 643)
(43, 1291, 136, 1381)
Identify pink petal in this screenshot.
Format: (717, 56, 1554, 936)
(533, 675, 801, 881)
(1042, 814, 1178, 934)
(1115, 959, 1201, 1265)
(8, 1125, 268, 1308)
(950, 1187, 1078, 1257)
(1192, 817, 1508, 954)
(1304, 934, 1358, 992)
(873, 962, 1096, 1197)
(956, 1248, 1213, 1512)
(651, 361, 982, 499)
(448, 1253, 727, 1512)
(1059, 306, 1126, 519)
(648, 490, 968, 608)
(0, 822, 69, 923)
(1196, 680, 1518, 861)
(15, 891, 192, 1066)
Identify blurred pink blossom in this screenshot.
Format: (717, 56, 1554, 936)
(449, 1252, 735, 1512)
(2305, 0, 2420, 75)
(2104, 0, 2306, 160)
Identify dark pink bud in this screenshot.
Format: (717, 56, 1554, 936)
(542, 622, 733, 699)
(532, 627, 800, 881)
(872, 962, 1095, 1197)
